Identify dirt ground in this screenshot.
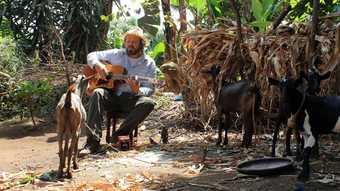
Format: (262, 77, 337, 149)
(1, 65, 340, 190)
(1, 101, 340, 191)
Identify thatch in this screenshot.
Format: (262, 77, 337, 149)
(164, 23, 340, 129)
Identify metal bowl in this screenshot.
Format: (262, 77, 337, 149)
(237, 157, 294, 176)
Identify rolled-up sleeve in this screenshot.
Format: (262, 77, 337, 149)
(87, 49, 121, 68)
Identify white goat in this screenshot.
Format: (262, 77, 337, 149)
(56, 75, 88, 178)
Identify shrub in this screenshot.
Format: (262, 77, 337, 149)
(0, 36, 26, 76)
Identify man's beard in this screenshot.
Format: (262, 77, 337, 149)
(127, 47, 142, 57)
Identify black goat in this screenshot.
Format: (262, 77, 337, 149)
(269, 75, 338, 181)
(202, 65, 261, 147)
(270, 70, 330, 157)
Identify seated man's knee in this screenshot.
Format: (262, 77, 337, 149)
(139, 97, 156, 111)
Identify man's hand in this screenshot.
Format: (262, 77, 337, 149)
(95, 62, 108, 79)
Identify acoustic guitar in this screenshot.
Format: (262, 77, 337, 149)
(82, 60, 159, 95)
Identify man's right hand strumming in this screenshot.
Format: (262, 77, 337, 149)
(95, 62, 109, 79)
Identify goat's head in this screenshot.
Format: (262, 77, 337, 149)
(200, 65, 221, 91)
(300, 68, 330, 95)
(268, 74, 305, 116)
(71, 75, 89, 98)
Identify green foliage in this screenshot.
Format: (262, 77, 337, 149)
(155, 93, 172, 109)
(106, 16, 138, 48)
(188, 0, 208, 14)
(156, 67, 165, 81)
(19, 173, 37, 185)
(170, 0, 179, 6)
(63, 0, 108, 63)
(0, 36, 26, 75)
(0, 77, 19, 120)
(4, 0, 66, 53)
(0, 19, 13, 37)
(288, 0, 340, 22)
(14, 79, 53, 125)
(138, 0, 160, 36)
(250, 0, 283, 32)
(148, 41, 165, 60)
(146, 31, 165, 67)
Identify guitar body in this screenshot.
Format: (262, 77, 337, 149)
(83, 62, 139, 95)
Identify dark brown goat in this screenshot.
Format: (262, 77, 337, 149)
(56, 75, 88, 178)
(203, 65, 261, 147)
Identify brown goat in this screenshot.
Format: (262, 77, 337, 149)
(56, 75, 88, 178)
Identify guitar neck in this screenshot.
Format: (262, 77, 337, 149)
(111, 74, 155, 82)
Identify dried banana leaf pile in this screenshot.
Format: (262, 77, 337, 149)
(173, 24, 339, 128)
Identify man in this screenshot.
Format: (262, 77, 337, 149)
(85, 27, 156, 153)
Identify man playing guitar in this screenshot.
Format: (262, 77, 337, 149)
(84, 27, 156, 154)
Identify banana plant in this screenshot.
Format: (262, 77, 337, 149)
(138, 0, 160, 36)
(250, 0, 284, 32)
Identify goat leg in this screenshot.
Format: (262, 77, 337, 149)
(67, 134, 77, 179)
(285, 128, 293, 156)
(298, 147, 312, 181)
(222, 114, 229, 146)
(106, 114, 112, 144)
(134, 126, 138, 137)
(216, 113, 223, 146)
(271, 125, 280, 157)
(73, 134, 80, 170)
(64, 134, 71, 179)
(57, 132, 64, 178)
(294, 128, 303, 161)
(242, 113, 253, 148)
(311, 135, 319, 159)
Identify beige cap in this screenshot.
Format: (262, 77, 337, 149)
(123, 26, 148, 45)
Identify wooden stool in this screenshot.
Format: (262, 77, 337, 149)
(106, 112, 138, 148)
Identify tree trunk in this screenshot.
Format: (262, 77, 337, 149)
(272, 4, 292, 31)
(0, 5, 6, 26)
(98, 0, 112, 49)
(161, 0, 176, 62)
(241, 0, 252, 22)
(179, 0, 187, 34)
(308, 0, 320, 69)
(206, 0, 215, 28)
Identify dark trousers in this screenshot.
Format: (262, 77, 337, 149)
(86, 88, 155, 145)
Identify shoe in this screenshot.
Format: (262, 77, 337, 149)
(80, 141, 101, 155)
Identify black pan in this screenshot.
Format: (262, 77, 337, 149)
(237, 157, 294, 176)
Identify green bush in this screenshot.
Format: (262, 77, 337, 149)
(106, 16, 138, 49)
(14, 79, 53, 126)
(0, 36, 26, 76)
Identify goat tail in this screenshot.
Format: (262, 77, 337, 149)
(64, 89, 72, 108)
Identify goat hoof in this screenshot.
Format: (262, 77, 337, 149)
(284, 150, 293, 156)
(297, 172, 309, 182)
(66, 172, 73, 179)
(295, 155, 303, 162)
(105, 136, 110, 144)
(57, 171, 63, 179)
(73, 163, 79, 170)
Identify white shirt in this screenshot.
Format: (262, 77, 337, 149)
(87, 48, 156, 96)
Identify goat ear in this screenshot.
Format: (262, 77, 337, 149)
(268, 77, 280, 86)
(319, 71, 331, 80)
